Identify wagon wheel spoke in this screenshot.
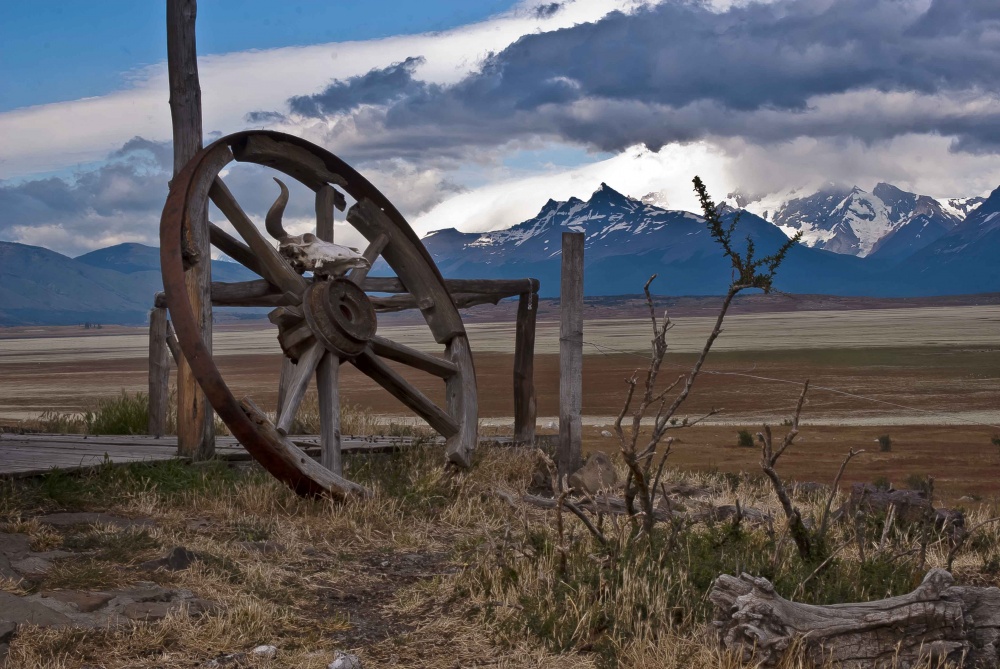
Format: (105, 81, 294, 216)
(351, 347, 459, 438)
(209, 176, 307, 298)
(275, 340, 324, 435)
(208, 222, 266, 277)
(369, 335, 458, 379)
(348, 232, 389, 284)
(316, 351, 342, 474)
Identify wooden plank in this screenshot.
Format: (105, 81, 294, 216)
(369, 335, 457, 378)
(212, 280, 295, 307)
(514, 291, 538, 445)
(372, 292, 509, 313)
(559, 232, 584, 477)
(148, 307, 171, 437)
(362, 277, 537, 295)
(317, 351, 342, 475)
(0, 433, 546, 478)
(168, 0, 214, 462)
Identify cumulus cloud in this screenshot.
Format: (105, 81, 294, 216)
(289, 57, 434, 117)
(0, 138, 172, 254)
(256, 0, 1000, 161)
(0, 134, 471, 256)
(0, 0, 648, 179)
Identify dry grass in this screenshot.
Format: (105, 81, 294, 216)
(1, 441, 997, 669)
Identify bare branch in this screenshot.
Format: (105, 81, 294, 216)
(819, 448, 865, 541)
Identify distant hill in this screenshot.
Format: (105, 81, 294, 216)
(0, 242, 257, 326)
(4, 182, 1000, 325)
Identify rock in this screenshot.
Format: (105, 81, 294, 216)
(11, 557, 52, 579)
(0, 534, 30, 558)
(112, 583, 173, 603)
(789, 481, 829, 496)
(0, 621, 15, 643)
(529, 457, 551, 493)
(0, 534, 30, 582)
(36, 512, 153, 530)
(140, 546, 198, 572)
(329, 651, 363, 669)
(41, 590, 113, 613)
(0, 642, 7, 667)
(122, 597, 213, 622)
(0, 591, 72, 628)
(252, 645, 278, 658)
(122, 601, 173, 622)
(568, 452, 619, 494)
(600, 430, 613, 438)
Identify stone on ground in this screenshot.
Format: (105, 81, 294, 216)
(569, 451, 619, 494)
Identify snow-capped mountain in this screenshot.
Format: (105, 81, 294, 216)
(737, 183, 977, 259)
(424, 183, 707, 270)
(420, 181, 1000, 298)
(421, 183, 877, 297)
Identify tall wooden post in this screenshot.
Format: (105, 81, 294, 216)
(315, 184, 342, 474)
(513, 287, 538, 444)
(167, 0, 214, 460)
(558, 233, 584, 477)
(147, 307, 171, 437)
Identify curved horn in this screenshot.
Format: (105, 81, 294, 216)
(265, 177, 290, 240)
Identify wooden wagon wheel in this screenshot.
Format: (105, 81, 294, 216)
(160, 131, 477, 497)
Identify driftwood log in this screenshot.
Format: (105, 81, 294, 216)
(710, 568, 1000, 668)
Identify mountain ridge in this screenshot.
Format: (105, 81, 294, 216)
(3, 181, 1000, 325)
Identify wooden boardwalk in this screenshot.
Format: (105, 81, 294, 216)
(0, 433, 432, 478)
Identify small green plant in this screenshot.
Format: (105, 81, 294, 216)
(904, 474, 933, 495)
(84, 391, 149, 435)
(877, 434, 892, 452)
(736, 429, 755, 448)
(872, 476, 891, 491)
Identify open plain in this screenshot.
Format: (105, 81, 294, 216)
(2, 303, 999, 503)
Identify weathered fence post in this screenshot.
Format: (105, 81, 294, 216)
(315, 183, 342, 474)
(558, 233, 584, 477)
(147, 307, 171, 437)
(513, 282, 539, 444)
(167, 0, 214, 460)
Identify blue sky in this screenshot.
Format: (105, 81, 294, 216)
(3, 0, 1000, 256)
(0, 0, 516, 111)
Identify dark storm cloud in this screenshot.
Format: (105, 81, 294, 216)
(289, 56, 434, 118)
(533, 3, 563, 18)
(294, 0, 1000, 156)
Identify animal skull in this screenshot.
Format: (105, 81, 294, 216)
(278, 233, 370, 276)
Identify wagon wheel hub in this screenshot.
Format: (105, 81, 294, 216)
(302, 278, 377, 359)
